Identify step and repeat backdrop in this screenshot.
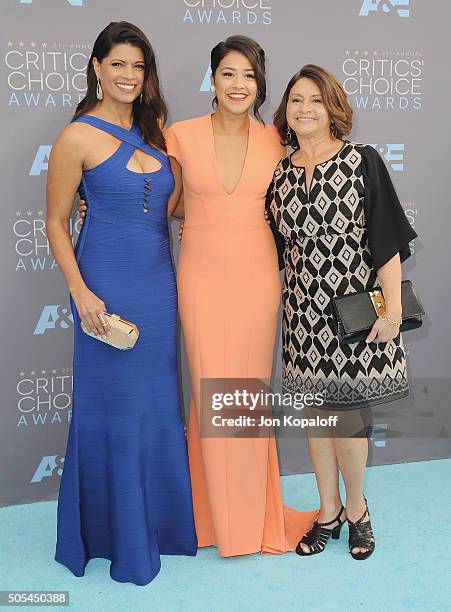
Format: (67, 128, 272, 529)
(1, 0, 450, 506)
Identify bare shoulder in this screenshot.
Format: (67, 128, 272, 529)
(54, 121, 90, 149)
(50, 121, 89, 165)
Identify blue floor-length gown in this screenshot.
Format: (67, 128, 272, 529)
(55, 115, 197, 586)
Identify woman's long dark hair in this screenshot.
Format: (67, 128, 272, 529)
(74, 21, 167, 151)
(210, 35, 266, 124)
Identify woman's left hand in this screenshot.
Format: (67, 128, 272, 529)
(366, 317, 400, 343)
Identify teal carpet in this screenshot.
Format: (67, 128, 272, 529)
(1, 459, 450, 612)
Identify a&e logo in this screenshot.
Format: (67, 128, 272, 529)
(31, 455, 65, 483)
(370, 144, 405, 172)
(359, 0, 410, 17)
(29, 146, 51, 176)
(34, 305, 73, 335)
(370, 423, 388, 447)
(200, 66, 213, 92)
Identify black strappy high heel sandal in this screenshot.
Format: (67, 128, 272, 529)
(347, 497, 375, 560)
(295, 505, 345, 556)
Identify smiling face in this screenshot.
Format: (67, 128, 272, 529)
(93, 43, 145, 104)
(211, 50, 258, 116)
(286, 77, 331, 140)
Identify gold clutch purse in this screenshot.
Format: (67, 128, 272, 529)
(80, 312, 139, 350)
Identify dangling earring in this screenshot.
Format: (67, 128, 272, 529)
(286, 126, 292, 142)
(96, 77, 103, 101)
(140, 92, 143, 104)
(330, 121, 337, 138)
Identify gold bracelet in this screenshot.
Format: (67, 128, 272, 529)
(379, 313, 402, 327)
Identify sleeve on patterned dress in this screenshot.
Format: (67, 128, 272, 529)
(360, 144, 418, 272)
(164, 125, 182, 163)
(265, 178, 285, 271)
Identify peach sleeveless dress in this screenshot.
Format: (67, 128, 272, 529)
(165, 114, 317, 557)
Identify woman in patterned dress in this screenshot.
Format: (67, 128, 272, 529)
(267, 65, 417, 560)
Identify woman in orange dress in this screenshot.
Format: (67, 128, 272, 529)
(164, 36, 317, 557)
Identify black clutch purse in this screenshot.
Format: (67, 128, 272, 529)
(331, 280, 425, 344)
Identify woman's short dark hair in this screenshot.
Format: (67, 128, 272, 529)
(273, 64, 353, 149)
(210, 35, 266, 124)
(74, 21, 167, 151)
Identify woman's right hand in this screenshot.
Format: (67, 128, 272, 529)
(78, 199, 87, 225)
(71, 286, 111, 338)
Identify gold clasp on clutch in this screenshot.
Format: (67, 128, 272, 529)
(369, 289, 386, 316)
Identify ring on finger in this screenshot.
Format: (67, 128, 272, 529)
(98, 313, 107, 327)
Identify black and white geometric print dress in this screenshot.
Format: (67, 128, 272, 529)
(266, 141, 418, 410)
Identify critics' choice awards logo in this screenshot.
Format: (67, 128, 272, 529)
(402, 202, 418, 254)
(369, 144, 405, 172)
(17, 368, 72, 431)
(359, 0, 410, 17)
(34, 305, 74, 335)
(5, 40, 90, 108)
(342, 50, 423, 111)
(14, 209, 81, 272)
(182, 0, 271, 25)
(31, 455, 65, 483)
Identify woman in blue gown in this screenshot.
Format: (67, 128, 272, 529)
(46, 22, 197, 586)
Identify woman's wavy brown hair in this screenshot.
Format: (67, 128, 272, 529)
(74, 21, 167, 151)
(210, 35, 266, 124)
(274, 64, 353, 149)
